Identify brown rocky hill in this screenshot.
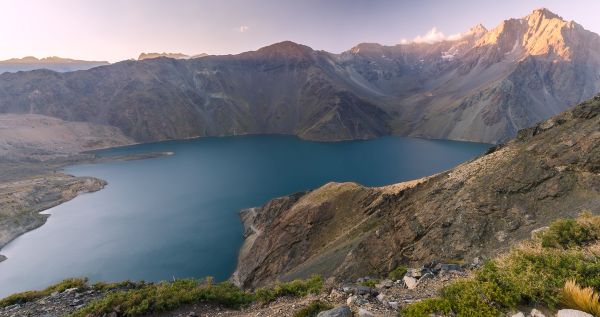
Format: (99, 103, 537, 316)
(232, 95, 600, 288)
(0, 9, 597, 144)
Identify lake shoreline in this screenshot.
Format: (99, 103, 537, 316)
(0, 151, 174, 262)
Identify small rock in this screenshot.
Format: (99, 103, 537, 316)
(529, 308, 546, 317)
(71, 298, 84, 306)
(403, 276, 418, 289)
(5, 304, 20, 311)
(388, 301, 399, 310)
(329, 288, 345, 301)
(355, 297, 368, 305)
(510, 312, 525, 317)
(556, 310, 593, 317)
(358, 308, 375, 317)
(375, 279, 394, 289)
(437, 263, 462, 271)
(187, 312, 198, 317)
(346, 295, 358, 305)
(376, 293, 386, 303)
(406, 268, 423, 278)
(356, 285, 376, 296)
(50, 291, 59, 297)
(317, 305, 352, 317)
(341, 285, 354, 293)
(418, 272, 434, 283)
(63, 287, 78, 294)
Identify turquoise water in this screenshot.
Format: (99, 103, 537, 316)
(0, 135, 489, 297)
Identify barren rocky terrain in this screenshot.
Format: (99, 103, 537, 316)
(233, 95, 600, 288)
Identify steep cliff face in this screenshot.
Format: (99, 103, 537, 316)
(233, 96, 600, 288)
(0, 9, 597, 144)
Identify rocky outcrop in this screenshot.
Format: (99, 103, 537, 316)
(233, 95, 600, 288)
(0, 9, 597, 144)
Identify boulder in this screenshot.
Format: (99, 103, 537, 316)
(530, 308, 546, 317)
(403, 276, 418, 289)
(346, 295, 357, 305)
(317, 306, 353, 317)
(418, 272, 434, 283)
(358, 308, 375, 317)
(556, 310, 594, 317)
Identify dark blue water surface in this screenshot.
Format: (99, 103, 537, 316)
(0, 135, 489, 297)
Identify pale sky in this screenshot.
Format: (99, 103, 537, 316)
(1, 0, 599, 62)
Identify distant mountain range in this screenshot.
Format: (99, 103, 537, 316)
(137, 52, 208, 60)
(0, 8, 598, 144)
(0, 56, 109, 74)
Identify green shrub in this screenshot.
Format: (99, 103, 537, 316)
(359, 279, 379, 288)
(92, 280, 139, 291)
(442, 279, 519, 317)
(402, 214, 600, 316)
(0, 278, 87, 308)
(70, 279, 253, 317)
(293, 300, 333, 317)
(255, 275, 323, 303)
(540, 212, 600, 249)
(388, 265, 408, 281)
(401, 298, 452, 317)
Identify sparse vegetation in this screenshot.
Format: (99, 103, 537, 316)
(562, 279, 600, 316)
(0, 278, 87, 308)
(254, 275, 323, 303)
(359, 278, 379, 288)
(388, 265, 408, 281)
(91, 280, 140, 291)
(540, 211, 600, 249)
(292, 300, 333, 317)
(401, 213, 600, 317)
(70, 279, 254, 317)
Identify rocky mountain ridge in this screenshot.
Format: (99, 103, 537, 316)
(0, 9, 597, 144)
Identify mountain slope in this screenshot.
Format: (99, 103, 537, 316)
(0, 9, 597, 144)
(0, 56, 109, 73)
(232, 95, 600, 288)
(338, 8, 600, 143)
(0, 42, 390, 142)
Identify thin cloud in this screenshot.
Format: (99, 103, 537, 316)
(238, 25, 249, 33)
(410, 27, 463, 44)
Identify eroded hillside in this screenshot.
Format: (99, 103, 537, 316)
(233, 95, 600, 288)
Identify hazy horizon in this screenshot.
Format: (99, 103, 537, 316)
(2, 0, 600, 63)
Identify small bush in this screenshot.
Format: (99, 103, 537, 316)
(401, 298, 452, 317)
(359, 279, 379, 288)
(70, 279, 253, 317)
(562, 279, 600, 316)
(92, 280, 139, 291)
(0, 278, 87, 308)
(255, 275, 323, 303)
(388, 265, 408, 281)
(293, 300, 333, 317)
(540, 212, 600, 249)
